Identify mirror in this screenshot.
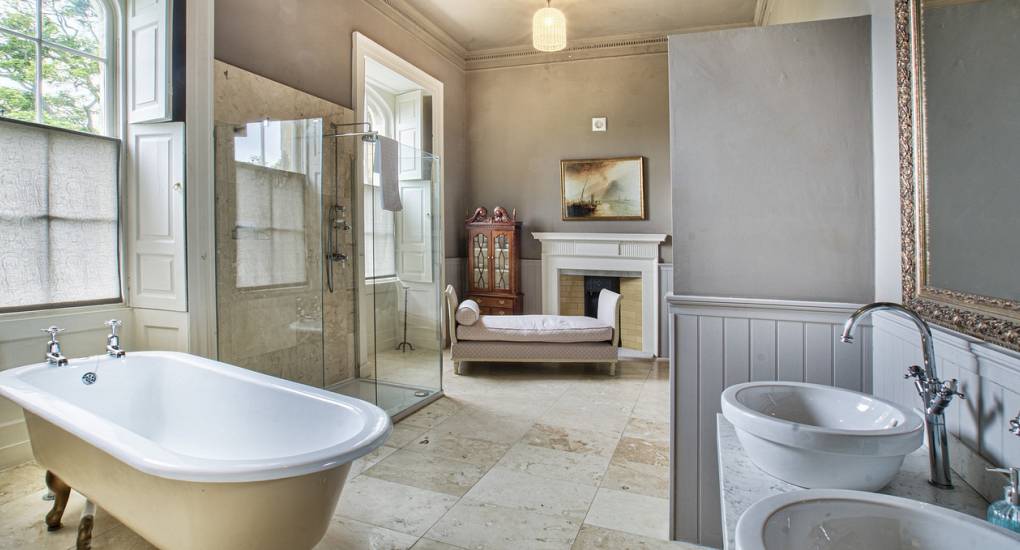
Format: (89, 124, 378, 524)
(899, 0, 1020, 350)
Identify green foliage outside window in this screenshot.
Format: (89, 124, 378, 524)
(0, 0, 107, 134)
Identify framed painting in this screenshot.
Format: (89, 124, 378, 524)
(560, 156, 646, 221)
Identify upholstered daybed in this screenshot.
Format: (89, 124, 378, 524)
(444, 285, 620, 375)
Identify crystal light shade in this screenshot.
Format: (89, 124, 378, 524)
(532, 5, 566, 52)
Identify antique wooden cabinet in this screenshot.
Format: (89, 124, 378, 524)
(465, 217, 523, 315)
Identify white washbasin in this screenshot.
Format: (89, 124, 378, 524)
(721, 381, 923, 490)
(735, 489, 1020, 550)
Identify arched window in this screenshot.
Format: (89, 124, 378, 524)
(365, 86, 393, 139)
(0, 0, 116, 136)
(363, 84, 397, 280)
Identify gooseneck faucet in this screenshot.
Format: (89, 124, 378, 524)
(841, 302, 963, 489)
(42, 326, 68, 366)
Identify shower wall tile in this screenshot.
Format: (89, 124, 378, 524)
(215, 61, 356, 387)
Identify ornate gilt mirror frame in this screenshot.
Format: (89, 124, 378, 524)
(897, 0, 1020, 351)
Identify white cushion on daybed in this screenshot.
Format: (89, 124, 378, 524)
(455, 299, 481, 325)
(457, 314, 613, 343)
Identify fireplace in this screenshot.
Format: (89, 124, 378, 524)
(533, 232, 667, 356)
(558, 272, 642, 351)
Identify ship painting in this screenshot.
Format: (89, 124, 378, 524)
(565, 180, 601, 218)
(560, 157, 646, 220)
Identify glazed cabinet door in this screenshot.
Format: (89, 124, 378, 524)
(468, 229, 491, 292)
(492, 229, 514, 293)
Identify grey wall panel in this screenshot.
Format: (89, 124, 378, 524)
(659, 264, 674, 358)
(723, 319, 750, 388)
(668, 17, 874, 303)
(671, 313, 702, 539)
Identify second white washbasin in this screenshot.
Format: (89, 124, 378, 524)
(735, 489, 1020, 550)
(721, 381, 923, 490)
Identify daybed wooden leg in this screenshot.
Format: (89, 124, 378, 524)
(44, 470, 71, 531)
(454, 361, 463, 375)
(609, 362, 617, 377)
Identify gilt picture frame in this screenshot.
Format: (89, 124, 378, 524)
(896, 0, 1020, 351)
(560, 157, 646, 221)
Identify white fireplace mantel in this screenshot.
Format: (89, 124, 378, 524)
(533, 232, 667, 356)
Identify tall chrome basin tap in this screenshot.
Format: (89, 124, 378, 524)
(841, 302, 963, 489)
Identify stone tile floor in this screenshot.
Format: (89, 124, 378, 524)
(0, 357, 707, 549)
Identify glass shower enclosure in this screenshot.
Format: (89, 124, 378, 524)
(213, 119, 443, 419)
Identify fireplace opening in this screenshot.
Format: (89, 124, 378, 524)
(583, 275, 619, 317)
(559, 272, 641, 351)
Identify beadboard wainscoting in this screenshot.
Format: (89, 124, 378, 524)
(667, 295, 872, 547)
(872, 311, 1020, 501)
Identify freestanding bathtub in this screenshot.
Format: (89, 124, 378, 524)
(0, 351, 391, 550)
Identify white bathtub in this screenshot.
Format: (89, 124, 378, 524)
(0, 351, 391, 550)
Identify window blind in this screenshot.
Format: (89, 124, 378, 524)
(0, 118, 121, 312)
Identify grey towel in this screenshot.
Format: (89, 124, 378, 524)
(375, 136, 402, 212)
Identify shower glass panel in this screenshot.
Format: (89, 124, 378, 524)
(333, 135, 443, 418)
(214, 119, 441, 420)
(214, 118, 327, 387)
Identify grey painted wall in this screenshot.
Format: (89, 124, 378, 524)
(214, 0, 469, 257)
(924, 0, 1020, 301)
(467, 55, 673, 261)
(668, 17, 874, 303)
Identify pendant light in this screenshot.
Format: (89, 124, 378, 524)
(532, 0, 567, 52)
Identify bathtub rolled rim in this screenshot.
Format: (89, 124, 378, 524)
(0, 351, 394, 483)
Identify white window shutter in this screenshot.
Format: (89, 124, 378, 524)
(127, 123, 187, 311)
(395, 181, 433, 284)
(395, 90, 423, 180)
(127, 0, 172, 123)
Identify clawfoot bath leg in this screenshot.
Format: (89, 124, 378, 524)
(76, 499, 96, 550)
(44, 470, 71, 531)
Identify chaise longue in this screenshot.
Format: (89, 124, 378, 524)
(444, 285, 621, 376)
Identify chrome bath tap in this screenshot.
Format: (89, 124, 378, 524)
(105, 319, 125, 357)
(841, 302, 963, 489)
(42, 326, 68, 366)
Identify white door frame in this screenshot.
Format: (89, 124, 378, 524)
(352, 32, 446, 366)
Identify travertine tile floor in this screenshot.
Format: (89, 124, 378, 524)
(0, 356, 706, 550)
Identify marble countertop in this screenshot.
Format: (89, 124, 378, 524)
(717, 414, 990, 550)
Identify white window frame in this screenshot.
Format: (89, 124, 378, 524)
(0, 0, 119, 136)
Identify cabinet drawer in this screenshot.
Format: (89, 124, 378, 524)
(470, 296, 512, 308)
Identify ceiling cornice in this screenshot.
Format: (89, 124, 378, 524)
(464, 23, 753, 71)
(362, 0, 759, 72)
(362, 0, 468, 70)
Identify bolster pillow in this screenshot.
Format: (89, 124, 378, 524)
(455, 299, 481, 325)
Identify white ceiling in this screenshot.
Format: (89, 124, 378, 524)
(400, 0, 759, 52)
